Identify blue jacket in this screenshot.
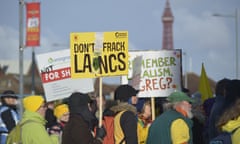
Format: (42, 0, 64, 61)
(0, 105, 19, 144)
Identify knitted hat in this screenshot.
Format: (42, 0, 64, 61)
(23, 95, 44, 112)
(54, 104, 69, 119)
(68, 92, 91, 113)
(167, 91, 194, 103)
(1, 90, 18, 99)
(114, 84, 139, 102)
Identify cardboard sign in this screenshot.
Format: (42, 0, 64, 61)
(70, 31, 128, 78)
(122, 50, 182, 98)
(36, 49, 94, 102)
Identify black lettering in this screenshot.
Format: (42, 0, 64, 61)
(118, 52, 126, 70)
(83, 54, 92, 72)
(73, 43, 95, 53)
(74, 54, 82, 73)
(102, 42, 125, 52)
(108, 54, 117, 72)
(74, 44, 79, 53)
(99, 56, 108, 74)
(74, 54, 92, 73)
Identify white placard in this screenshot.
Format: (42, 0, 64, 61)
(36, 49, 94, 102)
(122, 50, 182, 98)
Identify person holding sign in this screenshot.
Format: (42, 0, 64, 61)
(61, 92, 106, 144)
(146, 91, 194, 144)
(110, 84, 139, 144)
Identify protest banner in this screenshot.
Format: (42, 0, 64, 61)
(36, 49, 94, 102)
(70, 31, 128, 78)
(122, 50, 182, 98)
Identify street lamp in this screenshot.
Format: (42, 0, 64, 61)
(213, 9, 239, 79)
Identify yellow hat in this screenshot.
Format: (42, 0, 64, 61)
(54, 104, 69, 119)
(23, 95, 44, 112)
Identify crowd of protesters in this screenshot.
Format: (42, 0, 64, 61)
(0, 78, 240, 144)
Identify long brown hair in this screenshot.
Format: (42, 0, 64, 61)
(217, 98, 240, 131)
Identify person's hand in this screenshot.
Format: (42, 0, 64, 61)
(96, 126, 106, 140)
(48, 125, 61, 136)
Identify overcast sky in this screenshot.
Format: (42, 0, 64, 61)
(0, 0, 240, 85)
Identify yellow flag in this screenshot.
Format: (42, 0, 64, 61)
(198, 63, 213, 102)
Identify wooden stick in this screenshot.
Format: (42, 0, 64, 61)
(98, 77, 103, 127)
(151, 97, 155, 120)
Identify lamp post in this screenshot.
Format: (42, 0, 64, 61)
(213, 8, 239, 79)
(19, 0, 25, 117)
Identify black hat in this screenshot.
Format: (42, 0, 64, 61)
(1, 90, 18, 99)
(68, 92, 91, 113)
(114, 84, 139, 102)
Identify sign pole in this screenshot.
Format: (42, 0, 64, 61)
(31, 47, 35, 94)
(151, 97, 155, 120)
(98, 77, 103, 127)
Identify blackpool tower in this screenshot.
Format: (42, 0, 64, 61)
(162, 0, 174, 50)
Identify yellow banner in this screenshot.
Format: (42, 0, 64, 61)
(70, 31, 128, 78)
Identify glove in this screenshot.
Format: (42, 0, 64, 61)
(96, 126, 106, 140)
(48, 125, 61, 135)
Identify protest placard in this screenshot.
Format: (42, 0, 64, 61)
(36, 49, 94, 101)
(122, 50, 182, 97)
(70, 31, 128, 78)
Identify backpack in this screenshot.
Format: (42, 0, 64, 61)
(6, 120, 35, 144)
(209, 126, 240, 144)
(101, 111, 125, 144)
(102, 116, 115, 144)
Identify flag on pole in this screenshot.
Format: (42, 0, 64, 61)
(198, 63, 213, 102)
(26, 2, 40, 47)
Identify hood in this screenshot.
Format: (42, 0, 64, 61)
(110, 102, 137, 115)
(222, 116, 240, 132)
(21, 110, 47, 125)
(68, 92, 91, 114)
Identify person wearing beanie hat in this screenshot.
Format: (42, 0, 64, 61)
(23, 95, 45, 112)
(45, 104, 69, 143)
(147, 91, 194, 144)
(110, 84, 139, 144)
(54, 104, 69, 120)
(52, 104, 69, 130)
(62, 92, 106, 144)
(0, 90, 20, 144)
(114, 84, 139, 102)
(20, 95, 60, 144)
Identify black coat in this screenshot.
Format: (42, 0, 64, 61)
(62, 113, 101, 144)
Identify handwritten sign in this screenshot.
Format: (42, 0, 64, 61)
(122, 50, 182, 97)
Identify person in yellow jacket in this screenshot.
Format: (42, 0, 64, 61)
(21, 95, 60, 144)
(137, 100, 152, 144)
